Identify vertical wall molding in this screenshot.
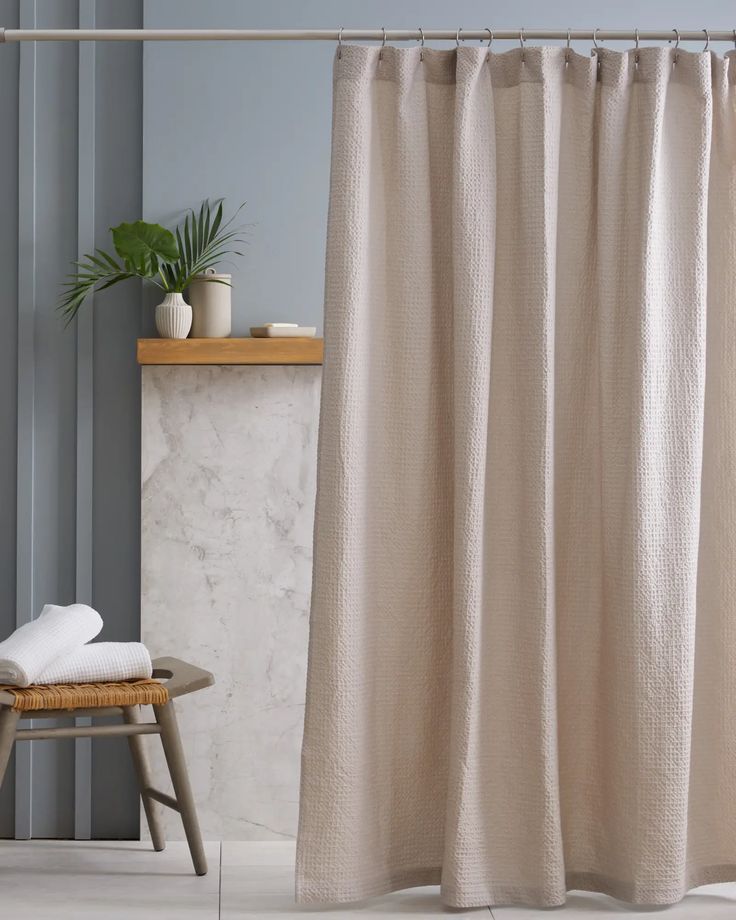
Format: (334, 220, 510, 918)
(15, 0, 37, 841)
(74, 0, 95, 841)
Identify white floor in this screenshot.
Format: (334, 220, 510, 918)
(2, 840, 736, 919)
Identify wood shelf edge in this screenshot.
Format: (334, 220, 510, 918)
(137, 337, 324, 366)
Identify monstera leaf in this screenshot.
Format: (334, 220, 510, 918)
(111, 220, 179, 276)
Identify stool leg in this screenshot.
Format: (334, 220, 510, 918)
(0, 709, 19, 790)
(122, 706, 166, 852)
(153, 700, 207, 876)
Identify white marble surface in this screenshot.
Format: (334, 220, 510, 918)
(141, 365, 321, 841)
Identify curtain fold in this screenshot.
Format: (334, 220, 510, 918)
(297, 44, 736, 909)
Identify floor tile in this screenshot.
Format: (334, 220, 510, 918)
(220, 843, 491, 918)
(223, 839, 298, 866)
(14, 841, 735, 919)
(0, 839, 220, 920)
(492, 883, 736, 918)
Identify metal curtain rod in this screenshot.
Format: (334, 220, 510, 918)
(0, 28, 735, 44)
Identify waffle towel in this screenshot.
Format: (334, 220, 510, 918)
(37, 642, 153, 685)
(0, 604, 103, 687)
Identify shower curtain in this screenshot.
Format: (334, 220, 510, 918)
(297, 44, 736, 909)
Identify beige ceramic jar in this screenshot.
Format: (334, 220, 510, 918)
(188, 270, 232, 337)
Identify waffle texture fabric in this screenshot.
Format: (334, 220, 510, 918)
(297, 44, 736, 909)
(0, 604, 102, 686)
(36, 642, 153, 685)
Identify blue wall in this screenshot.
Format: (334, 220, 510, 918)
(2, 0, 730, 837)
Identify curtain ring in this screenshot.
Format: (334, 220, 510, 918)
(456, 27, 463, 47)
(565, 27, 572, 64)
(702, 29, 710, 52)
(733, 28, 736, 49)
(519, 27, 526, 63)
(379, 26, 387, 61)
(485, 27, 493, 61)
(418, 26, 425, 62)
(634, 27, 640, 65)
(592, 28, 602, 77)
(672, 28, 680, 64)
(337, 26, 343, 60)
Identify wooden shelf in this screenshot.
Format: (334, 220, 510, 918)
(137, 337, 323, 366)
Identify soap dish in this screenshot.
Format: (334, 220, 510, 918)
(250, 326, 317, 338)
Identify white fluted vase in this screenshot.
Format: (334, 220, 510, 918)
(155, 292, 192, 339)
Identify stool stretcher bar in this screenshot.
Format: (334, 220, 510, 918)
(145, 787, 181, 813)
(14, 722, 161, 741)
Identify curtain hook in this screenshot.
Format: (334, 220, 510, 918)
(565, 28, 572, 64)
(672, 28, 680, 64)
(519, 27, 526, 64)
(591, 28, 602, 79)
(337, 26, 343, 60)
(485, 27, 493, 61)
(456, 27, 463, 48)
(634, 27, 640, 67)
(418, 26, 425, 62)
(702, 29, 710, 53)
(733, 28, 736, 49)
(379, 26, 387, 61)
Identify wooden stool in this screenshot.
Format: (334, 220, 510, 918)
(0, 656, 214, 875)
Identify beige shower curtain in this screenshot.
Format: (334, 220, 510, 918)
(297, 43, 736, 909)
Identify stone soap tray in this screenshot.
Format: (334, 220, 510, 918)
(250, 326, 317, 338)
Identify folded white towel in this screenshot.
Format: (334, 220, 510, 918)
(0, 604, 103, 687)
(36, 642, 153, 685)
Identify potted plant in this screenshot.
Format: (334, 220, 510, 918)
(59, 199, 246, 338)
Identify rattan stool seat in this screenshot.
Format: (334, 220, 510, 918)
(0, 678, 169, 712)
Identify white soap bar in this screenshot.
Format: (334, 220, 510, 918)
(250, 326, 317, 338)
(264, 322, 298, 328)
